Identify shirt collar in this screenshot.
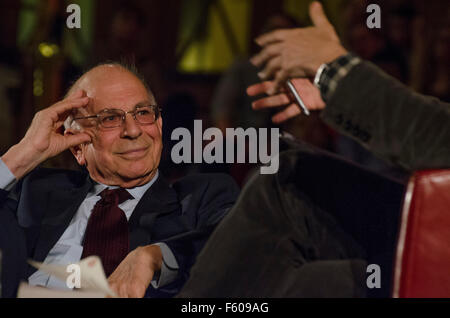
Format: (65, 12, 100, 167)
(89, 170, 159, 201)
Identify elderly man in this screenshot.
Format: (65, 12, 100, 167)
(0, 63, 239, 298)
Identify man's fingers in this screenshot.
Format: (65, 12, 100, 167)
(119, 283, 129, 298)
(109, 279, 146, 298)
(249, 52, 266, 68)
(252, 93, 291, 110)
(109, 279, 129, 298)
(109, 282, 119, 296)
(255, 29, 287, 47)
(128, 279, 147, 298)
(259, 56, 281, 80)
(309, 1, 332, 29)
(246, 81, 274, 96)
(53, 97, 89, 114)
(64, 132, 91, 148)
(66, 89, 84, 99)
(271, 103, 301, 124)
(268, 70, 289, 95)
(47, 97, 89, 122)
(250, 43, 282, 67)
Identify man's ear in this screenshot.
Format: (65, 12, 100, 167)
(157, 116, 162, 132)
(65, 128, 87, 166)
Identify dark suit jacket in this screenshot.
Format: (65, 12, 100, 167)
(0, 168, 239, 298)
(321, 61, 450, 171)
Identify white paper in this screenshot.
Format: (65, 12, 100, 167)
(27, 256, 117, 297)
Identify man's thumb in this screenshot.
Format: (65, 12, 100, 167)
(309, 1, 331, 29)
(66, 133, 91, 148)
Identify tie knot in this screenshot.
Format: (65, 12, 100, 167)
(99, 188, 132, 206)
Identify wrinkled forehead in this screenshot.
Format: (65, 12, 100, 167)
(71, 65, 155, 114)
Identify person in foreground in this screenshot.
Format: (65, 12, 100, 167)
(0, 63, 239, 298)
(177, 2, 449, 297)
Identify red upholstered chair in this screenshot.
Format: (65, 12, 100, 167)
(393, 170, 450, 298)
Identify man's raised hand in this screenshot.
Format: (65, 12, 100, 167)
(250, 1, 347, 95)
(1, 90, 91, 179)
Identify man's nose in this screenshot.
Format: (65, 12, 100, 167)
(121, 113, 142, 139)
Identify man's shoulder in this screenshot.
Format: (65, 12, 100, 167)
(169, 173, 240, 219)
(173, 172, 239, 190)
(171, 173, 240, 200)
(23, 167, 88, 189)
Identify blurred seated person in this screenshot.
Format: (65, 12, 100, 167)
(178, 2, 449, 297)
(0, 63, 239, 298)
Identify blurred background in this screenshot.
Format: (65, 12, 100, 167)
(0, 0, 448, 186)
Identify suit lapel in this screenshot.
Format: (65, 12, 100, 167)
(33, 176, 93, 262)
(128, 175, 181, 250)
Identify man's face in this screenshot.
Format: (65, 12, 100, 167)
(72, 66, 162, 187)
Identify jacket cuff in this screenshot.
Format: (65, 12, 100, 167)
(316, 53, 361, 102)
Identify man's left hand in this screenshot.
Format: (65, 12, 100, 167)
(250, 1, 347, 95)
(108, 245, 163, 298)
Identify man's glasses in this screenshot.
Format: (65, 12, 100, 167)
(72, 105, 162, 129)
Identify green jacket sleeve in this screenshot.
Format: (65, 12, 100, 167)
(321, 61, 450, 171)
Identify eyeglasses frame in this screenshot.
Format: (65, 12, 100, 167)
(71, 104, 162, 128)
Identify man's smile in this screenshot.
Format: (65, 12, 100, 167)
(116, 147, 149, 159)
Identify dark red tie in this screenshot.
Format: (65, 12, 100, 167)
(81, 188, 132, 277)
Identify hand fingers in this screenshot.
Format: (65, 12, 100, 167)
(64, 132, 91, 148)
(63, 127, 95, 143)
(250, 43, 283, 67)
(47, 97, 89, 123)
(119, 283, 129, 298)
(246, 81, 274, 96)
(109, 279, 146, 298)
(258, 56, 281, 80)
(271, 103, 302, 124)
(108, 280, 120, 297)
(52, 97, 89, 114)
(66, 89, 85, 99)
(252, 93, 291, 110)
(268, 70, 289, 95)
(309, 1, 332, 29)
(109, 279, 129, 298)
(128, 279, 147, 298)
(255, 29, 288, 47)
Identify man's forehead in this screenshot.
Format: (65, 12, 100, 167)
(71, 65, 154, 111)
